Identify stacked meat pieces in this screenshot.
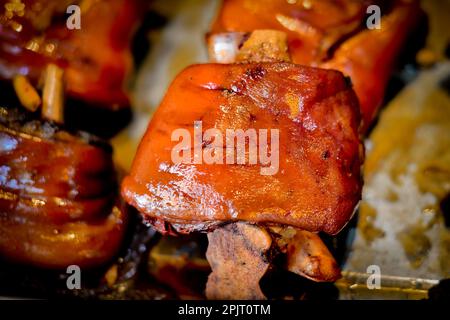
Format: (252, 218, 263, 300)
(122, 0, 422, 299)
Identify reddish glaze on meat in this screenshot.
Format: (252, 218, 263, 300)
(0, 107, 126, 268)
(122, 63, 362, 235)
(0, 0, 144, 109)
(209, 0, 423, 132)
(0, 205, 126, 269)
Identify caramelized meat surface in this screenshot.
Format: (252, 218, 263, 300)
(209, 0, 422, 132)
(0, 107, 126, 268)
(122, 63, 362, 235)
(0, 0, 143, 109)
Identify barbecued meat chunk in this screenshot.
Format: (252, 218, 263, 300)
(0, 106, 127, 268)
(0, 0, 144, 109)
(209, 0, 423, 132)
(122, 63, 362, 235)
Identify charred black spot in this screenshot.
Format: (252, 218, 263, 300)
(245, 66, 267, 81)
(322, 150, 331, 160)
(260, 268, 339, 300)
(238, 32, 251, 50)
(65, 99, 132, 139)
(344, 76, 353, 88)
(79, 55, 96, 68)
(132, 11, 168, 68)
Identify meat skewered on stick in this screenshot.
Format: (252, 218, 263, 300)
(0, 0, 145, 270)
(204, 30, 344, 299)
(121, 61, 363, 299)
(202, 0, 422, 298)
(0, 64, 127, 269)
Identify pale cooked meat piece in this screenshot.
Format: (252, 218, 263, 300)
(205, 222, 272, 300)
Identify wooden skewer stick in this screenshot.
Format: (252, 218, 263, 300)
(42, 64, 65, 124)
(13, 75, 42, 112)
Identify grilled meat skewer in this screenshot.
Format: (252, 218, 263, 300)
(203, 28, 351, 298)
(208, 0, 423, 132)
(122, 62, 363, 298)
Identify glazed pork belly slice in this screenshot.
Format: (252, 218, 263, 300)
(0, 106, 127, 269)
(122, 62, 362, 236)
(208, 0, 423, 132)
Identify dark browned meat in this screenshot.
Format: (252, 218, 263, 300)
(0, 106, 127, 268)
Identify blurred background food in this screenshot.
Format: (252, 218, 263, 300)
(347, 62, 450, 279)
